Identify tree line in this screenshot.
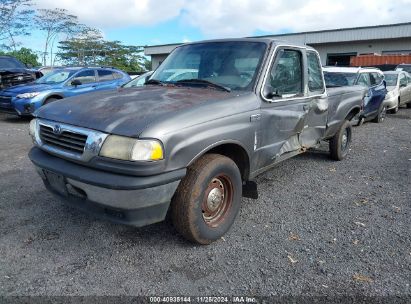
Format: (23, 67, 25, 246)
(0, 0, 150, 72)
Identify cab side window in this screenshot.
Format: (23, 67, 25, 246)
(357, 73, 370, 87)
(72, 70, 96, 84)
(307, 51, 325, 93)
(268, 49, 303, 97)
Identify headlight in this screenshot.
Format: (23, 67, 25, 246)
(29, 118, 38, 139)
(16, 92, 40, 99)
(100, 135, 164, 161)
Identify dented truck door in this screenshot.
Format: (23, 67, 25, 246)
(298, 51, 328, 148)
(254, 47, 309, 170)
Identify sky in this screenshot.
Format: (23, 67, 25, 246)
(21, 0, 411, 54)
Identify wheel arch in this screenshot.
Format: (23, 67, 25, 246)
(345, 106, 361, 121)
(43, 94, 64, 105)
(188, 140, 251, 181)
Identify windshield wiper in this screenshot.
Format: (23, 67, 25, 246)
(176, 79, 231, 92)
(145, 79, 165, 86)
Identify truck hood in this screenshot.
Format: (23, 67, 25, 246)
(36, 86, 235, 137)
(2, 83, 53, 95)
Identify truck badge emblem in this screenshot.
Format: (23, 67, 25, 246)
(53, 125, 62, 134)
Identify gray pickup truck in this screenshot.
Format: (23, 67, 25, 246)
(28, 39, 365, 244)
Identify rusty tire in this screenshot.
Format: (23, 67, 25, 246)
(171, 154, 242, 245)
(329, 120, 352, 161)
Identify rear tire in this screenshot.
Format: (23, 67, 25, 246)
(407, 102, 411, 109)
(372, 104, 387, 123)
(171, 154, 242, 244)
(329, 120, 352, 161)
(388, 99, 400, 114)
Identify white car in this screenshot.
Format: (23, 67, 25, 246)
(383, 71, 411, 113)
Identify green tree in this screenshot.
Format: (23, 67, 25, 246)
(0, 47, 41, 66)
(57, 38, 148, 72)
(0, 0, 34, 51)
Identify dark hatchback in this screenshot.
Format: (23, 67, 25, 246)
(0, 56, 42, 90)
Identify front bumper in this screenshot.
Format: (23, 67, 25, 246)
(384, 94, 398, 110)
(29, 147, 185, 227)
(0, 96, 38, 116)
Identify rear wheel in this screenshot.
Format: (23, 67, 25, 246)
(329, 120, 352, 161)
(389, 99, 400, 114)
(372, 105, 387, 123)
(171, 154, 242, 244)
(407, 102, 411, 109)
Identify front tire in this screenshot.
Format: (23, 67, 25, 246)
(43, 97, 59, 105)
(407, 102, 411, 109)
(171, 154, 242, 244)
(329, 120, 352, 161)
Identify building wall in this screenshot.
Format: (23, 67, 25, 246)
(312, 38, 411, 65)
(151, 54, 169, 70)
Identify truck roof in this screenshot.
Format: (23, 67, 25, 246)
(180, 38, 316, 52)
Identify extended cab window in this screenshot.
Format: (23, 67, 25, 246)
(72, 70, 96, 84)
(98, 70, 114, 82)
(307, 51, 325, 93)
(268, 49, 303, 97)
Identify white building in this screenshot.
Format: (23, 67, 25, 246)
(144, 22, 411, 69)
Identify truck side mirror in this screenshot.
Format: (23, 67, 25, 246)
(71, 79, 82, 86)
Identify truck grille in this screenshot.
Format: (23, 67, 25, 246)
(0, 73, 34, 89)
(39, 125, 88, 153)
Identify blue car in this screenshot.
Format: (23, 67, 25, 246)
(323, 67, 387, 123)
(0, 67, 131, 116)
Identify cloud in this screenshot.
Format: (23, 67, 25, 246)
(35, 0, 411, 38)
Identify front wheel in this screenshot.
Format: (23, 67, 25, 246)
(329, 120, 352, 161)
(407, 102, 411, 109)
(171, 154, 242, 244)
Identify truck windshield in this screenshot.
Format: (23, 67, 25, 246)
(35, 70, 75, 84)
(383, 74, 398, 86)
(0, 57, 26, 69)
(324, 72, 358, 87)
(150, 41, 267, 91)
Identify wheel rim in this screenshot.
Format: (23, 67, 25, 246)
(202, 175, 233, 228)
(380, 106, 387, 121)
(341, 128, 349, 152)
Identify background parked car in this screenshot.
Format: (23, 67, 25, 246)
(0, 67, 130, 116)
(383, 71, 411, 113)
(0, 55, 42, 90)
(323, 67, 387, 123)
(37, 66, 61, 76)
(396, 64, 411, 73)
(123, 71, 153, 87)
